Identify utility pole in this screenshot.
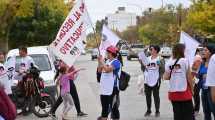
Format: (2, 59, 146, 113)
(35, 0, 40, 19)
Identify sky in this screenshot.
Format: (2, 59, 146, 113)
(84, 0, 192, 24)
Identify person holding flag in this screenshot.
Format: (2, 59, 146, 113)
(97, 46, 121, 120)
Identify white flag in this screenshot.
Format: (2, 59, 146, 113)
(179, 31, 200, 66)
(99, 25, 121, 57)
(49, 0, 89, 66)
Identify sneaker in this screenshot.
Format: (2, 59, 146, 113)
(50, 113, 56, 119)
(155, 111, 160, 117)
(62, 114, 71, 120)
(194, 111, 199, 116)
(97, 116, 102, 120)
(144, 111, 151, 117)
(77, 111, 88, 117)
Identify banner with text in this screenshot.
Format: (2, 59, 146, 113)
(49, 0, 88, 66)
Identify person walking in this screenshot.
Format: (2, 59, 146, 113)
(197, 44, 215, 120)
(97, 46, 121, 120)
(57, 65, 77, 119)
(141, 45, 164, 117)
(50, 61, 87, 118)
(163, 43, 194, 120)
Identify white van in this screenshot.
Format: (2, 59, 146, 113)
(6, 46, 57, 97)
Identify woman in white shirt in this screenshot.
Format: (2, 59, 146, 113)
(141, 45, 164, 117)
(205, 43, 215, 113)
(163, 43, 194, 120)
(97, 46, 122, 120)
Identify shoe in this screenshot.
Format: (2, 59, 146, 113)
(144, 111, 151, 117)
(62, 114, 71, 120)
(97, 116, 102, 120)
(22, 111, 31, 116)
(155, 111, 160, 117)
(194, 111, 199, 116)
(50, 113, 56, 119)
(77, 111, 88, 117)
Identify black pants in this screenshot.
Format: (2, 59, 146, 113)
(172, 100, 193, 120)
(201, 89, 215, 120)
(144, 84, 160, 112)
(100, 87, 120, 119)
(194, 84, 200, 112)
(51, 80, 81, 114)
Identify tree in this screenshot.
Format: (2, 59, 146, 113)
(184, 0, 215, 42)
(0, 0, 23, 51)
(6, 0, 71, 48)
(121, 26, 139, 44)
(137, 4, 188, 45)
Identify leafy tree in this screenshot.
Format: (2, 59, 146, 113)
(137, 4, 187, 45)
(121, 26, 139, 44)
(184, 0, 215, 41)
(7, 0, 70, 48)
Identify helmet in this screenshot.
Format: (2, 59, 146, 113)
(106, 46, 118, 55)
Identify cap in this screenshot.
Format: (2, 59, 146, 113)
(106, 46, 118, 55)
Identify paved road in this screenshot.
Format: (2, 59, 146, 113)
(16, 55, 204, 120)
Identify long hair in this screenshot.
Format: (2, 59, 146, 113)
(172, 43, 185, 59)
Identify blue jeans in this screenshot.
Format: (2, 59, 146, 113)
(208, 88, 215, 114)
(201, 89, 215, 120)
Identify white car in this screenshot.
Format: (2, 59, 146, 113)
(160, 47, 172, 57)
(91, 48, 99, 60)
(6, 46, 57, 97)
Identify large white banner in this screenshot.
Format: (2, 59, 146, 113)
(180, 31, 200, 66)
(99, 25, 121, 57)
(49, 0, 88, 66)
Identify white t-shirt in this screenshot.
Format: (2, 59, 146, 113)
(0, 63, 12, 95)
(14, 56, 35, 81)
(206, 54, 215, 86)
(100, 59, 121, 95)
(144, 56, 160, 87)
(165, 58, 189, 92)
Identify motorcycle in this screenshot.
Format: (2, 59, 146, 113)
(11, 64, 54, 118)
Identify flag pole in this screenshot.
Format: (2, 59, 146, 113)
(85, 4, 101, 55)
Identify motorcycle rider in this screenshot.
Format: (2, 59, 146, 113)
(14, 46, 35, 115)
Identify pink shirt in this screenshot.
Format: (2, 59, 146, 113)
(60, 74, 70, 96)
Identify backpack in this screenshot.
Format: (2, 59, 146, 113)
(116, 71, 131, 91)
(0, 87, 17, 120)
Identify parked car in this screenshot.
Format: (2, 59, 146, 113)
(6, 46, 57, 98)
(127, 44, 144, 60)
(120, 46, 129, 56)
(160, 47, 172, 57)
(91, 48, 99, 60)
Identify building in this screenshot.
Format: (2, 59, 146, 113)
(106, 7, 137, 32)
